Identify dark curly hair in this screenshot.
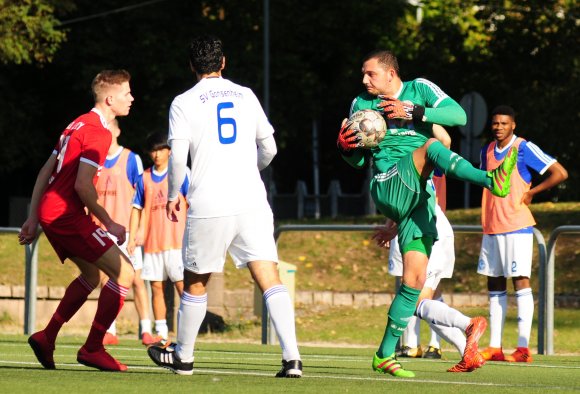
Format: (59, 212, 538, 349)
(188, 35, 224, 75)
(491, 105, 516, 120)
(145, 131, 170, 152)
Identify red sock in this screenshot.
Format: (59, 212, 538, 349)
(84, 280, 128, 352)
(44, 276, 94, 344)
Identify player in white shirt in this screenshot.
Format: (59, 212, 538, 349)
(147, 35, 302, 378)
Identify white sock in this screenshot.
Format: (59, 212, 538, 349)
(488, 290, 507, 348)
(107, 320, 117, 336)
(416, 299, 471, 331)
(155, 319, 169, 340)
(264, 285, 301, 361)
(427, 322, 466, 355)
(403, 315, 420, 348)
(516, 288, 534, 348)
(428, 326, 441, 348)
(140, 319, 152, 334)
(175, 292, 207, 362)
(429, 296, 444, 348)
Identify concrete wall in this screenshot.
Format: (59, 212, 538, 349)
(3, 282, 577, 335)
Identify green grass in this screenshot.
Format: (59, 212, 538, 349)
(0, 336, 579, 394)
(1, 202, 579, 358)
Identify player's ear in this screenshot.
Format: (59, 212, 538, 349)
(221, 56, 226, 71)
(105, 95, 113, 106)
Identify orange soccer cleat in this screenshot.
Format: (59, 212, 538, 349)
(505, 347, 533, 363)
(448, 351, 485, 372)
(480, 346, 506, 361)
(465, 317, 487, 355)
(141, 332, 164, 346)
(102, 332, 119, 346)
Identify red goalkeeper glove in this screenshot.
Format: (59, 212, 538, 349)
(379, 96, 425, 121)
(336, 119, 359, 154)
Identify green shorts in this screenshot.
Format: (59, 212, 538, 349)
(370, 153, 437, 251)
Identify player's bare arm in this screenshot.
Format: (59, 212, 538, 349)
(75, 161, 125, 244)
(521, 161, 568, 205)
(18, 154, 58, 245)
(126, 207, 141, 255)
(166, 139, 188, 222)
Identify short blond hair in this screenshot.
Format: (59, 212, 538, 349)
(91, 69, 131, 102)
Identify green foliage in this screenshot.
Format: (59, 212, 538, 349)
(0, 0, 578, 214)
(0, 0, 70, 64)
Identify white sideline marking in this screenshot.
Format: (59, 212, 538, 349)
(0, 359, 575, 390)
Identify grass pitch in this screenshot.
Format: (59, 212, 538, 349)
(1, 335, 579, 393)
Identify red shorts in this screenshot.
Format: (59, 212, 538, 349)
(41, 213, 114, 263)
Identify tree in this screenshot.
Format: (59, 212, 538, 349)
(0, 0, 73, 64)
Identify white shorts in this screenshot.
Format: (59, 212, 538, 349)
(182, 207, 279, 274)
(107, 232, 143, 271)
(477, 233, 533, 278)
(388, 205, 455, 289)
(142, 249, 184, 282)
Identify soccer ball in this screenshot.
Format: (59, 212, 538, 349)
(348, 109, 386, 149)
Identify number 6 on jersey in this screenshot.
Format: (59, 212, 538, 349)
(217, 101, 236, 144)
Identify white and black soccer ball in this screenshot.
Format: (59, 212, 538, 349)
(348, 109, 387, 149)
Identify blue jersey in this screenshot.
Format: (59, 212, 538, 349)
(480, 135, 556, 183)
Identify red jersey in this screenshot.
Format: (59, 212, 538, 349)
(38, 109, 112, 226)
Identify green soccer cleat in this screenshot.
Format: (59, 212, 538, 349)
(487, 146, 518, 197)
(372, 352, 415, 378)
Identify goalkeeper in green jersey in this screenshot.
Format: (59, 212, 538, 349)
(337, 50, 517, 378)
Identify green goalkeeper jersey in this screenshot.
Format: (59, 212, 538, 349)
(343, 78, 466, 173)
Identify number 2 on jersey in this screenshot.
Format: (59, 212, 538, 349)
(217, 102, 237, 144)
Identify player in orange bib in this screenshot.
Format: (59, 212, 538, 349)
(93, 118, 160, 346)
(127, 132, 188, 341)
(477, 105, 568, 363)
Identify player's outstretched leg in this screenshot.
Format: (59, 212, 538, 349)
(448, 317, 487, 373)
(147, 341, 194, 375)
(488, 147, 518, 197)
(28, 331, 56, 369)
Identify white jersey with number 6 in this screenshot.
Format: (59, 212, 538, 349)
(168, 77, 274, 218)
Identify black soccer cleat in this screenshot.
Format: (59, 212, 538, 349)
(147, 342, 193, 375)
(422, 346, 442, 359)
(275, 359, 303, 378)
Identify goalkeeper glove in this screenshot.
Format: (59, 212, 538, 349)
(336, 119, 359, 155)
(379, 96, 426, 122)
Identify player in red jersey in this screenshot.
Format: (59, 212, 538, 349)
(18, 70, 136, 372)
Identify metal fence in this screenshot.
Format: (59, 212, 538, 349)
(3, 224, 578, 355)
(271, 224, 550, 353)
